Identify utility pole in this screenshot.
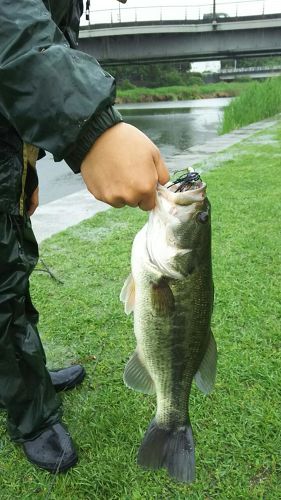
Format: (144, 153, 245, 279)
(213, 0, 216, 20)
(86, 0, 90, 22)
(212, 0, 217, 30)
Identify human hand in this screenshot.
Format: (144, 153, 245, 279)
(80, 123, 169, 210)
(27, 186, 39, 216)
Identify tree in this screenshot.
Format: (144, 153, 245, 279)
(103, 61, 193, 88)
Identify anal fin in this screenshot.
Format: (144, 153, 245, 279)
(194, 330, 217, 395)
(123, 351, 155, 395)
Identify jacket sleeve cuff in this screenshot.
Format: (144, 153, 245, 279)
(64, 106, 123, 173)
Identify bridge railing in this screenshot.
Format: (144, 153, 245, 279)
(220, 65, 281, 73)
(83, 0, 281, 25)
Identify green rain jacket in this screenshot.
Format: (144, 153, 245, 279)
(0, 0, 122, 174)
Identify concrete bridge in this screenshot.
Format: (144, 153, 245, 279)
(78, 11, 281, 65)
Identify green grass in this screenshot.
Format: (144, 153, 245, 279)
(221, 77, 281, 134)
(117, 81, 252, 104)
(0, 124, 280, 498)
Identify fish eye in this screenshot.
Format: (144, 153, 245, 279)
(196, 211, 209, 224)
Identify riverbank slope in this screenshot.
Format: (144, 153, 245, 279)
(116, 80, 252, 103)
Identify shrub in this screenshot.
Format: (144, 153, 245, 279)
(119, 79, 136, 90)
(162, 70, 185, 86)
(185, 75, 203, 86)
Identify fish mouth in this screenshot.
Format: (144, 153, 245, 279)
(167, 172, 203, 193)
(158, 171, 206, 206)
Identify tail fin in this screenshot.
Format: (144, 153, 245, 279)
(137, 419, 195, 483)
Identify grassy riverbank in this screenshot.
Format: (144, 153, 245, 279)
(1, 121, 280, 498)
(116, 80, 252, 104)
(221, 77, 281, 133)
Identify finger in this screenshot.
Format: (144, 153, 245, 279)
(138, 190, 156, 211)
(106, 195, 126, 209)
(27, 187, 39, 216)
(123, 191, 140, 208)
(28, 202, 38, 216)
(126, 201, 139, 208)
(154, 152, 170, 185)
(113, 202, 126, 209)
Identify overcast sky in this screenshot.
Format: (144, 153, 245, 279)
(82, 0, 281, 24)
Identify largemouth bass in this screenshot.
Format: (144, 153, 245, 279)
(120, 173, 217, 482)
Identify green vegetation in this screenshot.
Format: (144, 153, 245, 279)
(110, 58, 281, 108)
(220, 77, 281, 133)
(105, 61, 192, 88)
(105, 61, 253, 103)
(0, 123, 280, 498)
(117, 81, 251, 103)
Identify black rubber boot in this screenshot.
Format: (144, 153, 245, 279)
(22, 423, 78, 473)
(49, 365, 86, 392)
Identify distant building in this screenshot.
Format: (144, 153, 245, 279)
(191, 61, 221, 73)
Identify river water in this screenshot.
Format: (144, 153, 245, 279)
(37, 97, 231, 205)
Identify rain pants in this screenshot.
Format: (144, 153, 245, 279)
(0, 127, 63, 442)
(0, 0, 121, 441)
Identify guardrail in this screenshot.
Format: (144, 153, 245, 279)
(82, 0, 281, 25)
(220, 65, 281, 73)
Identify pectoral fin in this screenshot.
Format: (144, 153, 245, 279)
(123, 351, 155, 395)
(120, 273, 135, 315)
(194, 331, 217, 395)
(151, 279, 175, 315)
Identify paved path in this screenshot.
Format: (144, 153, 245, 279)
(32, 115, 279, 244)
(167, 116, 279, 171)
(32, 189, 109, 244)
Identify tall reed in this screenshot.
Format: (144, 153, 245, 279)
(220, 77, 281, 134)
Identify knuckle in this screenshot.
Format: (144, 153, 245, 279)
(139, 180, 156, 196)
(155, 146, 161, 156)
(141, 182, 155, 196)
(153, 145, 161, 160)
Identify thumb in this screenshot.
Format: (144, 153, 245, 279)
(154, 152, 170, 185)
(28, 187, 39, 216)
(138, 189, 156, 212)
